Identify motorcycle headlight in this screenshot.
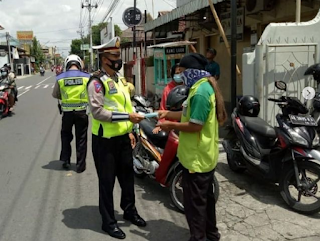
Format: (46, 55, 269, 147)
(287, 128, 308, 147)
(313, 132, 320, 147)
(0, 86, 4, 90)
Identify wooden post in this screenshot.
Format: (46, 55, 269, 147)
(208, 0, 241, 78)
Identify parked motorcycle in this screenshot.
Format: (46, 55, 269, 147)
(40, 67, 45, 76)
(223, 80, 320, 214)
(0, 83, 12, 118)
(131, 95, 153, 112)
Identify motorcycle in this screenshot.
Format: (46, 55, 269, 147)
(0, 83, 11, 118)
(132, 117, 220, 212)
(131, 95, 153, 113)
(223, 80, 320, 214)
(40, 68, 45, 76)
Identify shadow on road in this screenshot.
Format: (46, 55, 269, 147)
(134, 177, 182, 213)
(216, 162, 320, 219)
(129, 219, 189, 241)
(42, 160, 77, 172)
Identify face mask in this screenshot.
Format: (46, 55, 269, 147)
(107, 58, 123, 72)
(173, 74, 183, 83)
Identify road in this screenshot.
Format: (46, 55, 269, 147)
(0, 74, 320, 241)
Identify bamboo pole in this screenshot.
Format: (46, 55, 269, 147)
(208, 0, 241, 78)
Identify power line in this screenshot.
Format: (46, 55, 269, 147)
(35, 28, 79, 34)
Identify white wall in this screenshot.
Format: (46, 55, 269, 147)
(243, 10, 320, 125)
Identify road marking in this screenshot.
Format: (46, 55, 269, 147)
(18, 86, 24, 90)
(44, 85, 48, 89)
(17, 89, 30, 97)
(36, 75, 53, 86)
(35, 85, 40, 89)
(51, 85, 54, 88)
(25, 85, 32, 89)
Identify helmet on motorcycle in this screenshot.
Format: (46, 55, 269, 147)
(304, 63, 320, 82)
(238, 95, 260, 117)
(166, 85, 189, 111)
(0, 67, 8, 78)
(64, 54, 83, 71)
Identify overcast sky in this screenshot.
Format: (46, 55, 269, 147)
(0, 0, 175, 57)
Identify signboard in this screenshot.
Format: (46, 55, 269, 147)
(81, 44, 89, 51)
(101, 18, 115, 44)
(122, 7, 143, 28)
(165, 47, 186, 55)
(16, 31, 33, 41)
(220, 8, 244, 42)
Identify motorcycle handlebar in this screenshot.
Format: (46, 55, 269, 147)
(268, 98, 281, 102)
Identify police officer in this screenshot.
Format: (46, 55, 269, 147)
(52, 54, 90, 173)
(87, 37, 146, 240)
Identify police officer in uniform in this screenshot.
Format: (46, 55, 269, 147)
(52, 54, 90, 173)
(87, 37, 146, 239)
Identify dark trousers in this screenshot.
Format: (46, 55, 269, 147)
(182, 169, 220, 241)
(60, 110, 88, 171)
(92, 133, 137, 229)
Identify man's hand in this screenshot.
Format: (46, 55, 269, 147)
(156, 121, 174, 132)
(129, 133, 136, 149)
(157, 110, 169, 119)
(129, 113, 144, 123)
(152, 126, 162, 134)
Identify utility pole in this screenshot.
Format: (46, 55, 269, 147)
(6, 32, 13, 70)
(82, 0, 97, 72)
(133, 0, 137, 58)
(231, 0, 237, 111)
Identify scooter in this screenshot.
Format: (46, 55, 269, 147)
(0, 83, 11, 119)
(223, 81, 320, 214)
(40, 68, 45, 76)
(132, 95, 153, 113)
(133, 117, 219, 212)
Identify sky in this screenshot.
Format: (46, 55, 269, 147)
(0, 0, 176, 57)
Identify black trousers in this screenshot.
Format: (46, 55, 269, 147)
(60, 110, 88, 171)
(92, 133, 137, 229)
(182, 169, 220, 241)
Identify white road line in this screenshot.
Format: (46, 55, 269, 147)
(51, 85, 54, 88)
(18, 86, 24, 90)
(25, 85, 32, 89)
(17, 89, 30, 97)
(35, 85, 40, 89)
(36, 75, 53, 86)
(44, 85, 48, 89)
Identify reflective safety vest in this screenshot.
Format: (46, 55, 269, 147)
(57, 70, 90, 112)
(90, 74, 134, 138)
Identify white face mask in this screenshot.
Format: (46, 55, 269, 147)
(173, 74, 183, 83)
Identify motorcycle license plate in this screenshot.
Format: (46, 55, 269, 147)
(289, 114, 317, 126)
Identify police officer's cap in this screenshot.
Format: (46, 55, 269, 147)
(92, 37, 121, 55)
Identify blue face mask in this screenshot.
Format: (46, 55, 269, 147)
(173, 74, 183, 83)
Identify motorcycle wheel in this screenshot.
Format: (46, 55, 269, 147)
(280, 161, 320, 214)
(169, 169, 220, 213)
(0, 103, 5, 119)
(223, 139, 246, 173)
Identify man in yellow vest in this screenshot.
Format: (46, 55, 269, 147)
(87, 37, 146, 240)
(52, 54, 90, 173)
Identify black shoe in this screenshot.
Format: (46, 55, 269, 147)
(102, 225, 126, 239)
(62, 162, 70, 169)
(76, 164, 86, 173)
(123, 213, 146, 227)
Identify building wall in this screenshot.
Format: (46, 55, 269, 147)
(184, 0, 320, 104)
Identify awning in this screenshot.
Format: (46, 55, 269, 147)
(147, 41, 197, 49)
(144, 0, 224, 32)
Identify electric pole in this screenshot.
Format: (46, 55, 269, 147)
(82, 0, 97, 72)
(6, 32, 13, 70)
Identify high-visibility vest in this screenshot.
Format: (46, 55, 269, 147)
(57, 70, 90, 111)
(90, 74, 134, 138)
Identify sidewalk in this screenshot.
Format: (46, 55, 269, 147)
(16, 75, 33, 80)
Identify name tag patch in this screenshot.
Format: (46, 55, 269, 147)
(64, 78, 83, 86)
(107, 81, 118, 94)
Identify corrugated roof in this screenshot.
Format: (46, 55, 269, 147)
(144, 0, 224, 32)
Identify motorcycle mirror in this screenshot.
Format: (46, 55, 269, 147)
(275, 81, 287, 91)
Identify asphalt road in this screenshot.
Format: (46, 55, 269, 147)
(0, 73, 189, 241)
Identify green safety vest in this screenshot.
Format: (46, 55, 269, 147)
(177, 78, 219, 173)
(58, 75, 89, 111)
(91, 75, 134, 138)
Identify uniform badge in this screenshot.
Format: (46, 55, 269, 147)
(94, 81, 102, 93)
(107, 81, 118, 94)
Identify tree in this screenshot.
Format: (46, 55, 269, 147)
(70, 39, 85, 58)
(30, 37, 45, 70)
(90, 23, 123, 45)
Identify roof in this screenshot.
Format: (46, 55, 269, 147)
(158, 11, 171, 17)
(147, 40, 197, 49)
(144, 0, 224, 32)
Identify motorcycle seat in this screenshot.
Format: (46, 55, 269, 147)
(239, 115, 276, 138)
(139, 119, 169, 149)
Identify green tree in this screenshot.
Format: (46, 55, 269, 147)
(30, 37, 45, 70)
(70, 39, 85, 58)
